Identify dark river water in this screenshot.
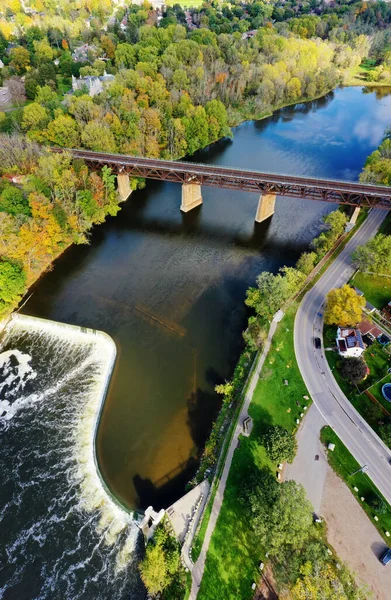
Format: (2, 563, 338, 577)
(21, 85, 391, 515)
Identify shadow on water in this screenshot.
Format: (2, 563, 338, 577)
(133, 384, 222, 510)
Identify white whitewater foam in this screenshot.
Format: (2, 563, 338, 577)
(0, 314, 140, 569)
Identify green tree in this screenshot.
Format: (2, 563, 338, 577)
(324, 285, 365, 326)
(139, 543, 170, 596)
(215, 381, 234, 402)
(0, 185, 30, 216)
(10, 46, 31, 74)
(266, 481, 312, 552)
(81, 121, 117, 152)
(352, 234, 391, 275)
(22, 102, 49, 131)
(296, 251, 317, 275)
(341, 357, 367, 384)
(379, 421, 391, 448)
(263, 425, 297, 463)
(45, 115, 80, 147)
(0, 258, 26, 315)
(33, 39, 54, 63)
(115, 43, 137, 68)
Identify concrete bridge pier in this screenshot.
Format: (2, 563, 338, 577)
(181, 183, 203, 213)
(255, 192, 276, 223)
(117, 173, 132, 201)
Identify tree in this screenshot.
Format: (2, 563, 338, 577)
(81, 121, 117, 152)
(10, 46, 31, 74)
(0, 185, 30, 216)
(341, 357, 367, 384)
(379, 421, 391, 448)
(0, 258, 26, 315)
(115, 43, 137, 68)
(243, 473, 312, 553)
(267, 481, 312, 552)
(215, 381, 234, 402)
(22, 102, 49, 131)
(352, 234, 391, 275)
(139, 543, 170, 595)
(324, 285, 365, 326)
(33, 39, 54, 63)
(263, 425, 297, 463)
(296, 251, 317, 276)
(246, 271, 286, 320)
(45, 115, 80, 147)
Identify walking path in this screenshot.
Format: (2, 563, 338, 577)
(189, 311, 284, 599)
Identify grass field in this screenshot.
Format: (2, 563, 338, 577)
(197, 307, 310, 600)
(343, 61, 391, 87)
(321, 426, 391, 542)
(352, 271, 391, 310)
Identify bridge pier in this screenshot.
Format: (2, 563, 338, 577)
(255, 192, 276, 223)
(350, 206, 361, 225)
(181, 183, 203, 213)
(117, 173, 132, 201)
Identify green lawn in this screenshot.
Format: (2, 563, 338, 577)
(321, 426, 391, 541)
(197, 307, 310, 600)
(352, 271, 391, 310)
(367, 374, 391, 414)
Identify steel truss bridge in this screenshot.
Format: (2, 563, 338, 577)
(54, 148, 391, 209)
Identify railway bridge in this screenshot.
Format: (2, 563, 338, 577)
(54, 148, 391, 223)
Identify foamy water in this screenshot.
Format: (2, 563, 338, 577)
(0, 315, 145, 599)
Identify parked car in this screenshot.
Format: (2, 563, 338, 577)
(380, 548, 391, 566)
(314, 337, 321, 349)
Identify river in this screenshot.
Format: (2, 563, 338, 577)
(0, 85, 390, 599)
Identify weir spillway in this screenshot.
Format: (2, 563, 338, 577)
(0, 315, 144, 599)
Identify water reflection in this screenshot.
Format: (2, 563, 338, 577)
(23, 86, 391, 510)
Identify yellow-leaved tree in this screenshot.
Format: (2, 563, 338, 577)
(324, 285, 365, 326)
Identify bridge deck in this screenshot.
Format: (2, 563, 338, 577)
(52, 148, 391, 209)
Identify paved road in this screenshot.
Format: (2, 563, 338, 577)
(285, 404, 327, 513)
(189, 313, 283, 599)
(295, 208, 391, 505)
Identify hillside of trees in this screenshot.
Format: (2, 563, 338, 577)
(0, 0, 389, 317)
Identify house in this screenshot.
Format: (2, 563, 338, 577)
(71, 73, 114, 97)
(71, 44, 98, 63)
(0, 59, 4, 69)
(336, 327, 365, 358)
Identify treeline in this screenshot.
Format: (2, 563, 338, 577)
(0, 134, 133, 316)
(2, 25, 358, 159)
(0, 1, 376, 157)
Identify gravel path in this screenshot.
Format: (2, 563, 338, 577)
(321, 469, 391, 600)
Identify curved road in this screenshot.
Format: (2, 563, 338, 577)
(295, 208, 391, 505)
